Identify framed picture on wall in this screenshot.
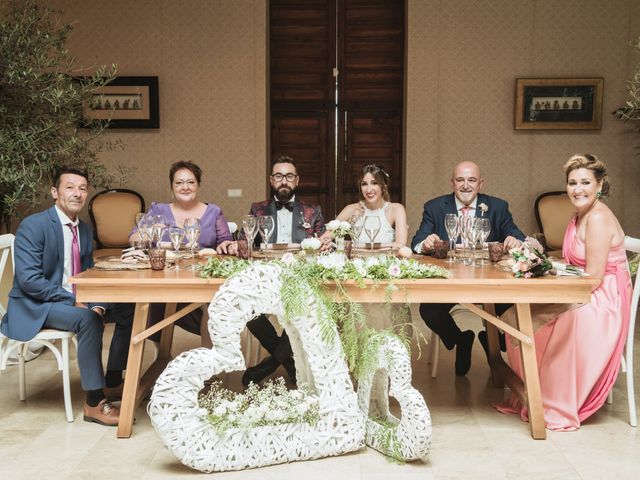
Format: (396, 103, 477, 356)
(514, 77, 603, 130)
(82, 76, 159, 128)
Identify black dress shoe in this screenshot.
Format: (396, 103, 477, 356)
(478, 330, 491, 365)
(242, 356, 279, 387)
(455, 330, 475, 376)
(478, 329, 506, 353)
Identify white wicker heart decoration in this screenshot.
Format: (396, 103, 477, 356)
(357, 334, 432, 461)
(148, 262, 366, 472)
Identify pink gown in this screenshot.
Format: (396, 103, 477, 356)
(496, 217, 632, 431)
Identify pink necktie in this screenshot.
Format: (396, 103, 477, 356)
(67, 223, 80, 294)
(460, 206, 471, 216)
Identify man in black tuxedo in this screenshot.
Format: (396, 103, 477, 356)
(411, 161, 525, 376)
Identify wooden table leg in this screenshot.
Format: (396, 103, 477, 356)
(516, 303, 546, 440)
(158, 303, 176, 359)
(117, 302, 149, 438)
(484, 304, 504, 388)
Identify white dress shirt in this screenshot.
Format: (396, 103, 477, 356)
(54, 206, 80, 293)
(275, 195, 295, 244)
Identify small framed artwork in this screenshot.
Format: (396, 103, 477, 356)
(82, 76, 159, 128)
(514, 77, 603, 130)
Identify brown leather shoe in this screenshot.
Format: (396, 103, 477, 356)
(103, 383, 124, 401)
(83, 399, 120, 426)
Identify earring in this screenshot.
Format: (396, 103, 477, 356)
(596, 191, 602, 198)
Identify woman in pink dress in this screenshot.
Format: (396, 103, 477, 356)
(497, 154, 632, 431)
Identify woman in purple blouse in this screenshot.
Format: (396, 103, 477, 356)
(130, 160, 233, 346)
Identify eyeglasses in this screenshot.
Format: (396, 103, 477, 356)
(270, 173, 298, 182)
(174, 180, 197, 187)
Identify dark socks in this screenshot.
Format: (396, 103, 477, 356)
(86, 389, 106, 407)
(105, 370, 123, 388)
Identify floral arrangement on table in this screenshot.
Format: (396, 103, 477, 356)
(199, 378, 320, 433)
(300, 237, 322, 256)
(325, 219, 353, 239)
(509, 236, 552, 278)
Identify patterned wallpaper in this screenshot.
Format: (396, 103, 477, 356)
(51, 0, 639, 237)
(407, 0, 640, 237)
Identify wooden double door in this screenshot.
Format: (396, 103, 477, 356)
(270, 0, 405, 219)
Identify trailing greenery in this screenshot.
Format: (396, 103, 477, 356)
(0, 0, 127, 232)
(200, 253, 448, 378)
(614, 35, 640, 125)
(372, 416, 405, 463)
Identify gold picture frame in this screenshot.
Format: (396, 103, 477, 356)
(514, 77, 603, 130)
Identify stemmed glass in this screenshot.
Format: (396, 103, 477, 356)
(257, 216, 275, 257)
(475, 218, 491, 265)
(183, 218, 201, 270)
(135, 213, 153, 251)
(458, 216, 473, 265)
(363, 216, 381, 252)
(242, 215, 258, 261)
(463, 218, 480, 267)
(349, 213, 364, 248)
(150, 215, 167, 248)
(444, 213, 459, 263)
(168, 225, 185, 271)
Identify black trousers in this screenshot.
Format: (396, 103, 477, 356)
(246, 314, 292, 364)
(419, 303, 512, 350)
(148, 303, 203, 343)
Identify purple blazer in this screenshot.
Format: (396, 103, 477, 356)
(131, 202, 232, 248)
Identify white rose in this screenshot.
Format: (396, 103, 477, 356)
(340, 221, 351, 230)
(326, 219, 341, 231)
(301, 237, 321, 250)
(281, 252, 296, 265)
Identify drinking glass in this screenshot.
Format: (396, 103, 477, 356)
(183, 218, 201, 270)
(242, 215, 258, 260)
(349, 213, 364, 248)
(444, 213, 459, 263)
(150, 215, 167, 248)
(464, 218, 480, 267)
(257, 216, 275, 256)
(168, 225, 185, 271)
(135, 213, 153, 251)
(363, 216, 381, 252)
(475, 218, 491, 265)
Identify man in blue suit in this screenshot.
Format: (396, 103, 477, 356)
(411, 161, 525, 376)
(1, 166, 134, 425)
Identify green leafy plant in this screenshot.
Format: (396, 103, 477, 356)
(613, 35, 640, 124)
(0, 0, 126, 232)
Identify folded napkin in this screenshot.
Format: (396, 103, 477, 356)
(197, 248, 217, 257)
(551, 261, 586, 276)
(121, 249, 149, 263)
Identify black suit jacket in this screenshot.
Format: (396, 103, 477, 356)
(410, 193, 525, 251)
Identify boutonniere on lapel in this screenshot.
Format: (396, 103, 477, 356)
(299, 210, 312, 230)
(479, 203, 488, 217)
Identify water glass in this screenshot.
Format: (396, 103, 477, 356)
(168, 225, 185, 271)
(257, 216, 275, 256)
(149, 248, 166, 271)
(433, 239, 449, 259)
(488, 242, 504, 263)
(184, 218, 201, 270)
(475, 218, 491, 265)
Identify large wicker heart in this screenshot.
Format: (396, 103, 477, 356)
(148, 263, 365, 472)
(357, 334, 432, 461)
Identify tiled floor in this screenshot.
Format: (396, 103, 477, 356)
(1, 312, 638, 479)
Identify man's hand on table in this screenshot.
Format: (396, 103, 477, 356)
(216, 240, 238, 256)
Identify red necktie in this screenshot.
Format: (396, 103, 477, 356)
(67, 223, 81, 294)
(460, 206, 471, 217)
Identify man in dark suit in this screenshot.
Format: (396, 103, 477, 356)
(411, 161, 525, 376)
(1, 166, 134, 425)
(219, 156, 325, 386)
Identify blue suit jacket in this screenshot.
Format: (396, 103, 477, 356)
(410, 193, 525, 251)
(1, 206, 97, 341)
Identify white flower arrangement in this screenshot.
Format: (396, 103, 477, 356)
(479, 202, 488, 216)
(326, 219, 353, 238)
(300, 237, 322, 252)
(199, 378, 320, 434)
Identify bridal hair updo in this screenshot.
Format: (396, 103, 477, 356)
(358, 164, 391, 201)
(563, 153, 610, 198)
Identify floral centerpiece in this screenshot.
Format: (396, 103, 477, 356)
(509, 236, 552, 278)
(199, 378, 319, 433)
(300, 237, 322, 258)
(326, 219, 353, 255)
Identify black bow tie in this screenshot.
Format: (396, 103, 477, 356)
(276, 201, 293, 212)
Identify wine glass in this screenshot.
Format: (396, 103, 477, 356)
(168, 225, 185, 271)
(138, 214, 154, 251)
(363, 216, 381, 252)
(242, 215, 258, 260)
(349, 213, 364, 248)
(150, 215, 167, 248)
(257, 216, 275, 256)
(444, 213, 459, 263)
(463, 217, 480, 267)
(475, 218, 491, 265)
(183, 217, 201, 270)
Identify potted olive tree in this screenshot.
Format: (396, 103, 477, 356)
(0, 0, 124, 233)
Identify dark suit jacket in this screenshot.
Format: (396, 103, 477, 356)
(1, 206, 101, 341)
(410, 193, 525, 251)
(243, 198, 325, 247)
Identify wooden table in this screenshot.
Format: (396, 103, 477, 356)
(72, 257, 597, 439)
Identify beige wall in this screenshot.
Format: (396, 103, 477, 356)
(54, 0, 639, 237)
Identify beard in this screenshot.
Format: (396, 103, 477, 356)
(273, 184, 295, 203)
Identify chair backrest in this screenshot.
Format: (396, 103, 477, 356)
(625, 236, 640, 336)
(0, 233, 15, 317)
(534, 191, 574, 251)
(89, 189, 145, 248)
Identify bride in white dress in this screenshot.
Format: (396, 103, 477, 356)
(334, 164, 410, 330)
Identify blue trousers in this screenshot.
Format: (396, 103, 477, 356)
(44, 303, 134, 391)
